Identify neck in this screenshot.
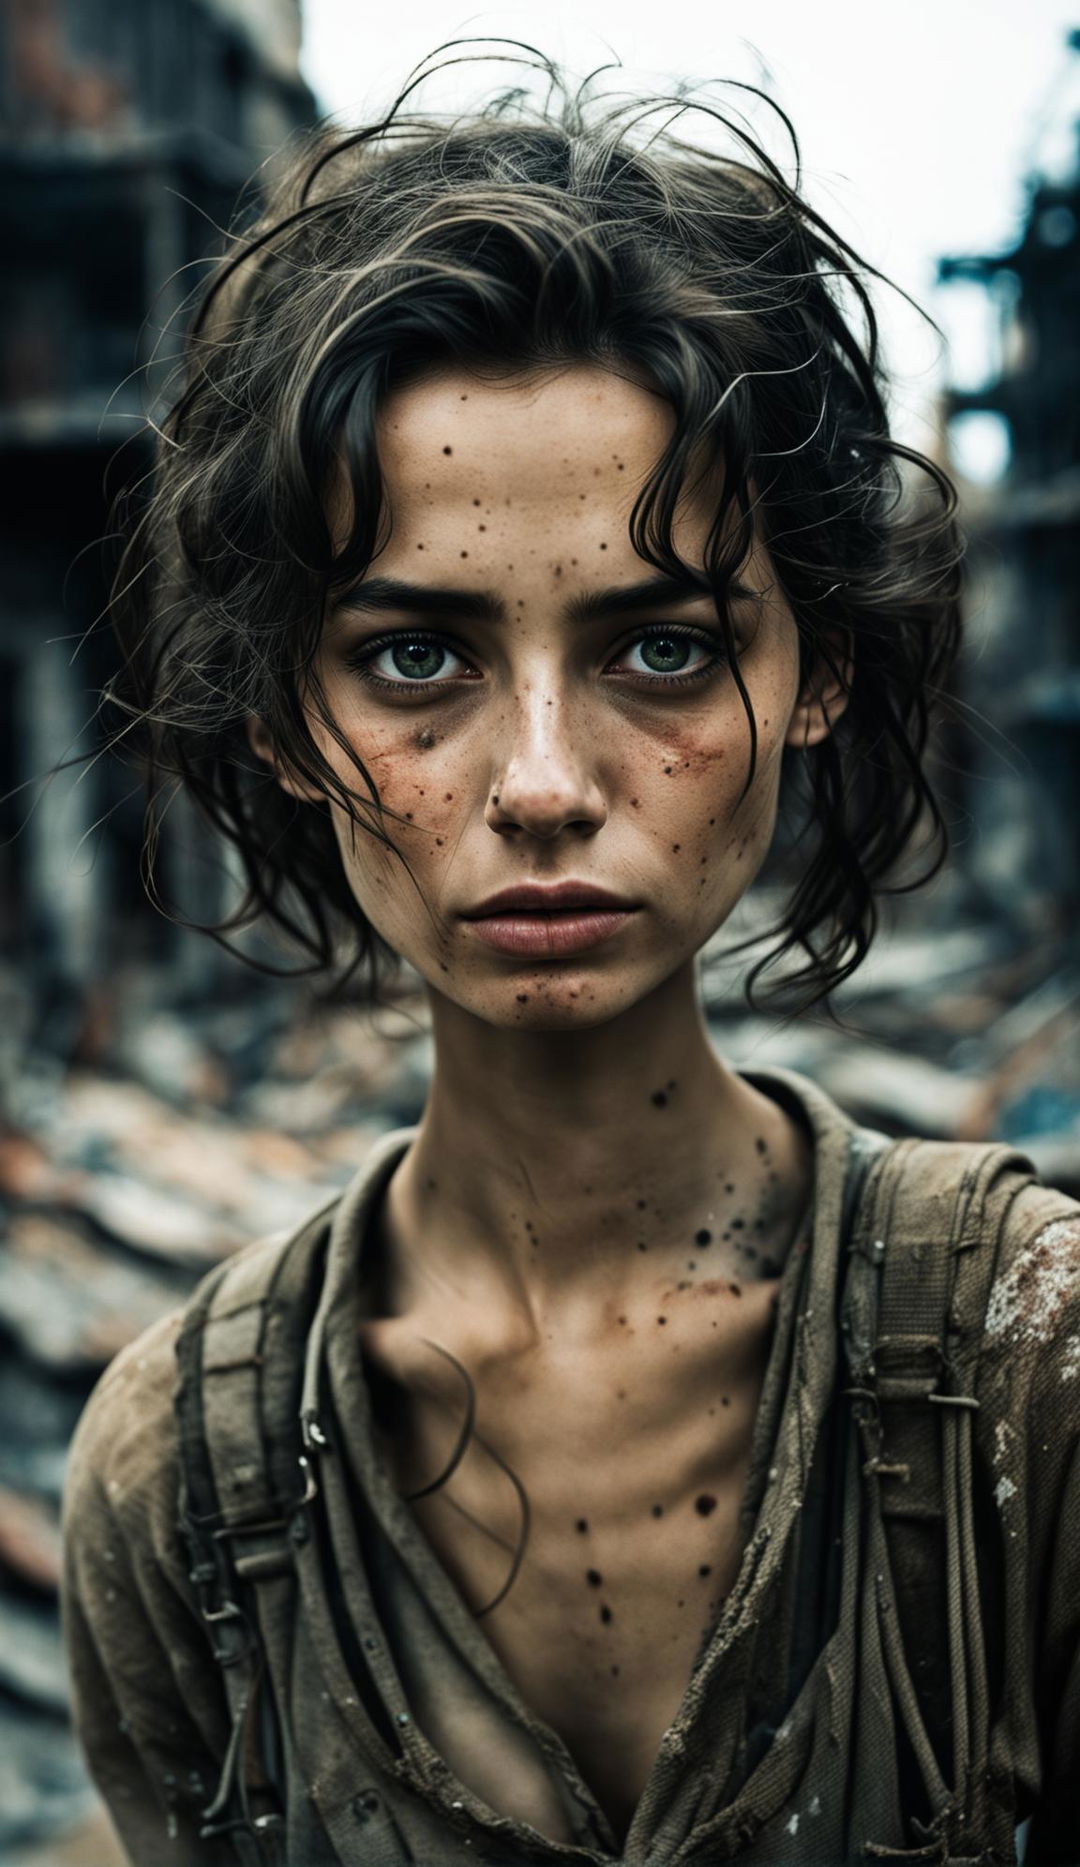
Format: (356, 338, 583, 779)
(376, 962, 811, 1325)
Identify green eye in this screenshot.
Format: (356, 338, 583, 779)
(384, 640, 450, 681)
(636, 634, 695, 675)
(616, 625, 725, 684)
(350, 634, 464, 686)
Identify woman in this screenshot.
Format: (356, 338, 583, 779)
(61, 48, 1080, 1865)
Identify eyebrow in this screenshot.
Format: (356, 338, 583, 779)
(336, 571, 723, 626)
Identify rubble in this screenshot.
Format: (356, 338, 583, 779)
(0, 974, 432, 1856)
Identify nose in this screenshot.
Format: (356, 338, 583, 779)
(484, 682, 608, 841)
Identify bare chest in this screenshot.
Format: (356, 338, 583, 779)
(372, 1284, 778, 1837)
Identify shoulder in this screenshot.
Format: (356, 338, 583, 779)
(965, 1169, 1080, 1550)
(63, 1305, 188, 1588)
(979, 1176, 1080, 1415)
(63, 1219, 315, 1576)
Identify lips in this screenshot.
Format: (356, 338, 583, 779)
(462, 881, 638, 918)
(460, 885, 640, 960)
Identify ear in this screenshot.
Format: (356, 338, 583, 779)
(246, 716, 325, 804)
(784, 636, 853, 750)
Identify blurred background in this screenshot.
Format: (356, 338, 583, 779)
(1, 1, 1079, 1859)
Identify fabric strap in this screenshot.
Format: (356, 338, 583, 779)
(174, 1201, 338, 1860)
(841, 1135, 1042, 1864)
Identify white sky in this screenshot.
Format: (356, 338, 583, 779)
(300, 1, 1080, 452)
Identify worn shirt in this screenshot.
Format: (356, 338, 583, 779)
(61, 1067, 1080, 1864)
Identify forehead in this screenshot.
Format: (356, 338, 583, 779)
(373, 363, 677, 523)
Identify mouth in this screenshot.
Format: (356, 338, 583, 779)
(459, 878, 642, 959)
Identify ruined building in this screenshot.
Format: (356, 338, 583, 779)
(0, 0, 315, 1017)
(939, 28, 1080, 950)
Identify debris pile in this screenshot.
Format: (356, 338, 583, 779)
(702, 908, 1080, 1193)
(0, 978, 432, 1861)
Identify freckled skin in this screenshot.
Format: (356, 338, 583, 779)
(250, 362, 848, 1844)
(296, 365, 831, 1021)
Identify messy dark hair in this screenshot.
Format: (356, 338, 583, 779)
(107, 42, 963, 1009)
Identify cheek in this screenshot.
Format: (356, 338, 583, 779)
(635, 708, 787, 887)
(325, 726, 465, 894)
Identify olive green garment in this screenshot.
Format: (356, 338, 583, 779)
(61, 1067, 1080, 1865)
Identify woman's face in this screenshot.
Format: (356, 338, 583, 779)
(280, 363, 841, 1029)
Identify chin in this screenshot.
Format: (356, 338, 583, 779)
(425, 970, 632, 1031)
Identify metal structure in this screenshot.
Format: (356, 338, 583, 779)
(0, 0, 315, 1016)
(939, 28, 1080, 944)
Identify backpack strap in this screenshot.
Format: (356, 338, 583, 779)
(175, 1196, 339, 1862)
(841, 1134, 1040, 1859)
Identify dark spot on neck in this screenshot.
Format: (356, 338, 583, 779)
(442, 446, 452, 455)
(695, 1229, 712, 1246)
(657, 1316, 667, 1325)
(651, 1503, 663, 1518)
(600, 1604, 613, 1623)
(586, 1569, 602, 1587)
(729, 1282, 742, 1297)
(575, 1519, 588, 1534)
(698, 1564, 712, 1578)
(695, 1494, 717, 1516)
(651, 1091, 668, 1108)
